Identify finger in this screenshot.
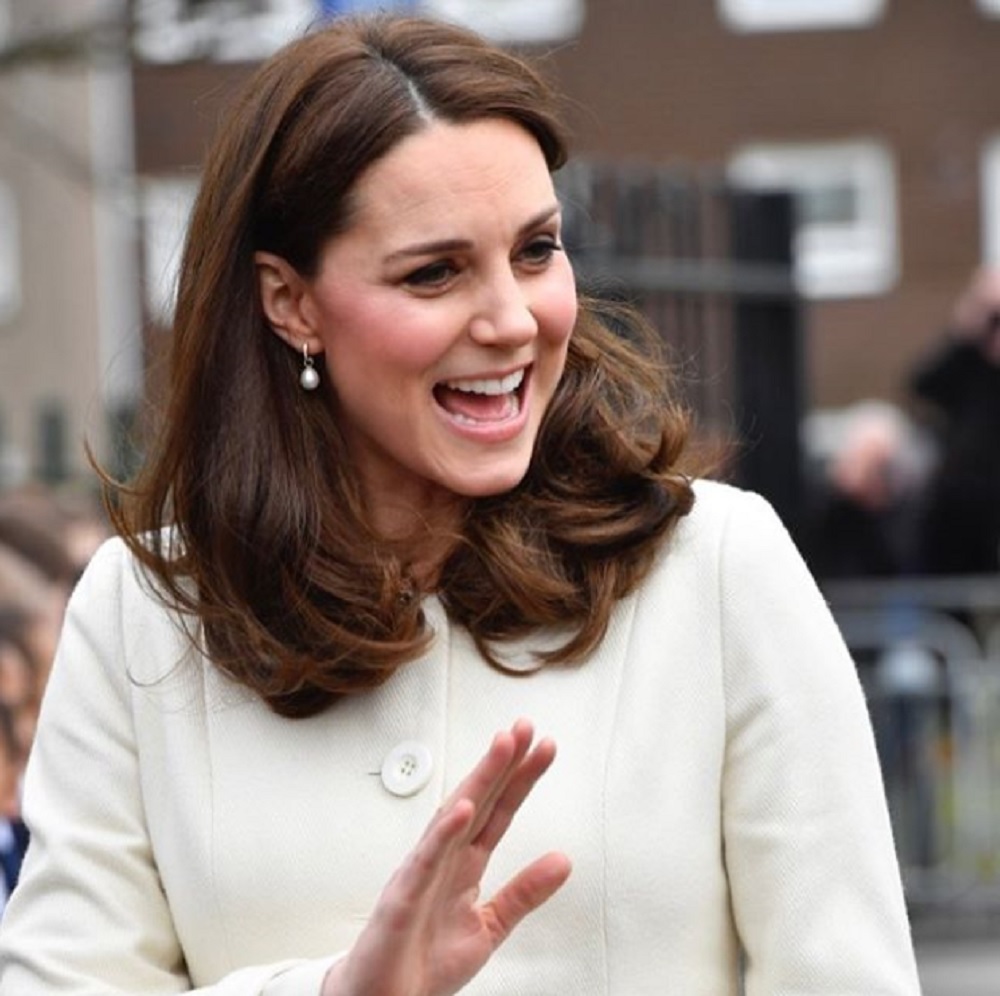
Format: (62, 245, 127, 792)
(388, 798, 476, 915)
(438, 720, 535, 843)
(393, 722, 531, 904)
(408, 731, 514, 858)
(480, 851, 573, 948)
(474, 738, 557, 853)
(464, 720, 537, 841)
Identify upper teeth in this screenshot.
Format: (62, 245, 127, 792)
(443, 369, 524, 395)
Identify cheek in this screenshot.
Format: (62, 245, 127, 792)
(540, 291, 578, 354)
(321, 298, 449, 376)
(537, 265, 578, 346)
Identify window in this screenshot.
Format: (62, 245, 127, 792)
(0, 2, 9, 46)
(728, 140, 898, 299)
(135, 0, 316, 62)
(136, 0, 583, 59)
(0, 181, 21, 325)
(977, 0, 1000, 17)
(983, 137, 1000, 265)
(423, 0, 585, 44)
(718, 0, 886, 32)
(141, 176, 199, 325)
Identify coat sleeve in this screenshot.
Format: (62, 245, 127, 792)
(0, 539, 340, 996)
(910, 336, 982, 412)
(717, 491, 921, 994)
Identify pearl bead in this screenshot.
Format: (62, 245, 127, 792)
(300, 365, 320, 391)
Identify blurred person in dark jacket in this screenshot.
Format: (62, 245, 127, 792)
(910, 266, 1000, 575)
(801, 401, 931, 579)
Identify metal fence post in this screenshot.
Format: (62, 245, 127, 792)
(728, 189, 805, 540)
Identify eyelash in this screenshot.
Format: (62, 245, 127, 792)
(519, 235, 564, 265)
(402, 236, 564, 289)
(405, 261, 457, 288)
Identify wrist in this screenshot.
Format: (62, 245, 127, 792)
(321, 958, 349, 996)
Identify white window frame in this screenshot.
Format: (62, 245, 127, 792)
(423, 0, 585, 44)
(728, 140, 899, 299)
(718, 0, 886, 32)
(982, 137, 1000, 265)
(0, 181, 21, 325)
(136, 0, 585, 60)
(134, 0, 315, 63)
(141, 176, 200, 325)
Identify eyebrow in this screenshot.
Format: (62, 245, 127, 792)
(382, 204, 562, 264)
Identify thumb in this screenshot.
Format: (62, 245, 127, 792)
(480, 852, 572, 948)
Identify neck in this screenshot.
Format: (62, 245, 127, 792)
(370, 496, 468, 591)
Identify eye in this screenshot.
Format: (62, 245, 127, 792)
(518, 235, 563, 267)
(403, 260, 458, 289)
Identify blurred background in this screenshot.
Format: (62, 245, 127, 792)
(1, 1, 1000, 990)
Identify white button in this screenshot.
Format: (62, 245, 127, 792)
(380, 741, 433, 798)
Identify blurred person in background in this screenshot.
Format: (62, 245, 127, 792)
(0, 520, 72, 920)
(0, 551, 61, 698)
(0, 484, 105, 911)
(0, 485, 107, 593)
(0, 606, 44, 758)
(0, 600, 52, 916)
(801, 400, 931, 579)
(0, 486, 107, 695)
(909, 265, 1000, 575)
(0, 700, 25, 915)
(0, 14, 919, 995)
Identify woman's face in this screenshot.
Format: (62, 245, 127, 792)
(288, 118, 577, 534)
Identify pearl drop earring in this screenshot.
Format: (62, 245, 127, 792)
(299, 343, 320, 391)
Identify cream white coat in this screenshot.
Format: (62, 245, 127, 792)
(0, 482, 921, 994)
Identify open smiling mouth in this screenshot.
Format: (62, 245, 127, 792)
(433, 368, 528, 426)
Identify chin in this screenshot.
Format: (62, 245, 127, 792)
(451, 464, 531, 499)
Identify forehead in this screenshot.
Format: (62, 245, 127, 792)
(344, 118, 557, 239)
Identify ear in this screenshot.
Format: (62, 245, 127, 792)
(254, 251, 324, 354)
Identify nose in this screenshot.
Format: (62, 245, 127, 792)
(468, 266, 538, 347)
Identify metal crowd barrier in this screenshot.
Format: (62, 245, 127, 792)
(822, 576, 1000, 918)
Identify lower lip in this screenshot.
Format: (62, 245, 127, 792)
(434, 371, 532, 444)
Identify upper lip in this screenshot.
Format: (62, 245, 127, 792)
(438, 365, 529, 394)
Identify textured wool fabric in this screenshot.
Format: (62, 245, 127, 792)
(0, 482, 921, 994)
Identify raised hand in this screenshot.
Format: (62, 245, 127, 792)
(951, 266, 1000, 338)
(322, 719, 571, 996)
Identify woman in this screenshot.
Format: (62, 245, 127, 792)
(0, 14, 919, 995)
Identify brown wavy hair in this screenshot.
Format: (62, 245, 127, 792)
(109, 14, 695, 718)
